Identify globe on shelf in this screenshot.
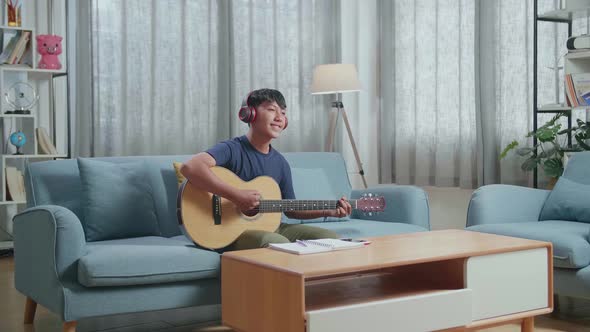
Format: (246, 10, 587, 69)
(9, 131, 26, 155)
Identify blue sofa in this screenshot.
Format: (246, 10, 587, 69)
(13, 152, 430, 330)
(466, 151, 590, 300)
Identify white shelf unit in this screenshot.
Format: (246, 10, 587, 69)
(0, 0, 69, 252)
(538, 8, 590, 20)
(0, 64, 66, 75)
(0, 26, 68, 206)
(538, 0, 590, 20)
(534, 1, 590, 187)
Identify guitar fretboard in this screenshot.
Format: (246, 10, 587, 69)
(257, 200, 358, 212)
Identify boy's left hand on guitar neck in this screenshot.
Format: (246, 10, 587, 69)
(326, 196, 352, 218)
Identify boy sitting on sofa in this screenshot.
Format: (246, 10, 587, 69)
(181, 89, 351, 250)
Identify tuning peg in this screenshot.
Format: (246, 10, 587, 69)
(368, 193, 373, 197)
(368, 212, 373, 217)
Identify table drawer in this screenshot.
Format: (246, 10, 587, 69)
(466, 248, 549, 321)
(306, 288, 472, 332)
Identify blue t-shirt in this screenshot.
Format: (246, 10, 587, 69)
(206, 136, 296, 199)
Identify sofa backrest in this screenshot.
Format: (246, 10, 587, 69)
(563, 151, 590, 184)
(25, 155, 194, 238)
(283, 152, 352, 200)
(24, 152, 350, 238)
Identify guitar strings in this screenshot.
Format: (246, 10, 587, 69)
(257, 200, 358, 212)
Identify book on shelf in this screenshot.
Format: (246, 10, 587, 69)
(8, 30, 30, 65)
(0, 30, 19, 64)
(36, 127, 58, 155)
(565, 73, 590, 107)
(568, 35, 590, 51)
(268, 238, 366, 255)
(5, 166, 26, 202)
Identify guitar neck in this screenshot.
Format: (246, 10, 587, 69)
(258, 200, 358, 213)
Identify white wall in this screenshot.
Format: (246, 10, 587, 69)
(424, 187, 474, 230)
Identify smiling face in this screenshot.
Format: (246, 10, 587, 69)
(250, 101, 287, 139)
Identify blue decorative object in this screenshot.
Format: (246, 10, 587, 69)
(9, 130, 26, 155)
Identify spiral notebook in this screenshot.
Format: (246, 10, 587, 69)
(268, 239, 365, 255)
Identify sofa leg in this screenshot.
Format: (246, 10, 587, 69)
(521, 317, 534, 332)
(24, 297, 37, 324)
(63, 321, 77, 332)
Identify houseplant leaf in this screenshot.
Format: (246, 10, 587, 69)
(575, 133, 590, 150)
(521, 157, 539, 171)
(543, 158, 563, 178)
(500, 140, 519, 159)
(516, 147, 534, 156)
(536, 125, 561, 143)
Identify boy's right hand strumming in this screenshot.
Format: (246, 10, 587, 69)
(230, 189, 261, 212)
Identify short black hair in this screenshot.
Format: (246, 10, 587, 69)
(246, 89, 287, 110)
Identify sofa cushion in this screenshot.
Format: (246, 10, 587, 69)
(312, 219, 427, 239)
(540, 176, 590, 223)
(467, 220, 590, 269)
(78, 158, 161, 241)
(78, 236, 220, 287)
(291, 167, 349, 223)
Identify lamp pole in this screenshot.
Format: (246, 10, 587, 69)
(325, 95, 368, 189)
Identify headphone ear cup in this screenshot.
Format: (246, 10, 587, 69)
(239, 106, 254, 123)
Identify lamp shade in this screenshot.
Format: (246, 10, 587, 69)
(310, 64, 361, 95)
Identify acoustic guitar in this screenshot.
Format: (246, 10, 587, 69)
(177, 166, 386, 249)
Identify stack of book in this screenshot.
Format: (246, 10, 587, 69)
(565, 73, 590, 107)
(0, 30, 31, 65)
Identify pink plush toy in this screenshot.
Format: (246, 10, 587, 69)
(36, 35, 62, 70)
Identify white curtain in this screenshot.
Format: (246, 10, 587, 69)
(379, 0, 477, 188)
(477, 0, 534, 187)
(229, 0, 339, 152)
(75, 0, 339, 157)
(76, 0, 588, 188)
(378, 0, 588, 188)
(85, 0, 229, 156)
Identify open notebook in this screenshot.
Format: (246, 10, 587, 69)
(268, 239, 365, 255)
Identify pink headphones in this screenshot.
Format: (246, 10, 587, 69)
(238, 92, 257, 123)
(238, 92, 288, 130)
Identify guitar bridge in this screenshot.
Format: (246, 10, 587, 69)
(212, 194, 222, 225)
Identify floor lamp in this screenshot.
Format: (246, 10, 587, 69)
(311, 64, 368, 189)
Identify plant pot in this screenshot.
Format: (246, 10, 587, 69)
(547, 177, 558, 190)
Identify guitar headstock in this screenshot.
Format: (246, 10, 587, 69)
(356, 193, 386, 215)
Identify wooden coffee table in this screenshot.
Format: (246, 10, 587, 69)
(221, 229, 553, 332)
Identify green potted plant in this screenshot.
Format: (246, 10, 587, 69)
(500, 112, 590, 187)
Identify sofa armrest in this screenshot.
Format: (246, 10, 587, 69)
(351, 185, 430, 230)
(13, 205, 86, 316)
(466, 185, 550, 227)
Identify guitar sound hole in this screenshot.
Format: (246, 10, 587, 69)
(242, 209, 259, 217)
